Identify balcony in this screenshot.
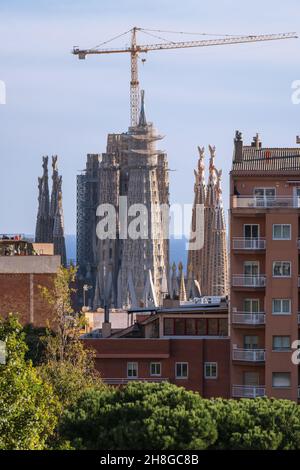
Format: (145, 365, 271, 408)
(232, 275, 266, 288)
(232, 348, 265, 362)
(232, 312, 265, 325)
(232, 238, 266, 250)
(102, 377, 169, 385)
(232, 196, 300, 209)
(232, 385, 266, 398)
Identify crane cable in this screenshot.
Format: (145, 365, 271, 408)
(140, 28, 248, 37)
(90, 28, 132, 51)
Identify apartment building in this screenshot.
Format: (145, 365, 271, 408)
(230, 131, 300, 401)
(83, 297, 230, 397)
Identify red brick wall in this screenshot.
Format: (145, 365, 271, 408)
(0, 273, 56, 327)
(85, 337, 230, 398)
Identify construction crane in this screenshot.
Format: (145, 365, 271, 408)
(73, 27, 297, 127)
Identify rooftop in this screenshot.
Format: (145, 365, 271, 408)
(231, 132, 300, 174)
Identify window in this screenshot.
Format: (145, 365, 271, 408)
(254, 188, 275, 198)
(244, 224, 259, 239)
(186, 319, 197, 335)
(244, 335, 258, 349)
(244, 225, 260, 248)
(244, 261, 259, 276)
(164, 318, 174, 335)
(208, 319, 218, 335)
(273, 261, 291, 277)
(204, 362, 218, 379)
(150, 362, 161, 376)
(219, 319, 228, 336)
(272, 299, 291, 315)
(273, 336, 291, 351)
(127, 362, 138, 378)
(175, 362, 188, 379)
(273, 224, 291, 240)
(254, 188, 275, 207)
(197, 319, 206, 335)
(272, 372, 291, 388)
(174, 319, 185, 335)
(244, 372, 259, 386)
(244, 299, 260, 313)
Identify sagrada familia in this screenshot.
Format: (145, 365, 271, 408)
(35, 155, 67, 266)
(35, 91, 228, 307)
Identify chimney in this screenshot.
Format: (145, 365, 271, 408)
(102, 305, 111, 338)
(251, 133, 261, 150)
(297, 136, 300, 144)
(233, 130, 243, 162)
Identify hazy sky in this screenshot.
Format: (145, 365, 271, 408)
(0, 0, 299, 234)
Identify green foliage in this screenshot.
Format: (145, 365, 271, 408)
(23, 324, 47, 365)
(207, 398, 300, 450)
(0, 315, 60, 450)
(59, 382, 217, 450)
(38, 265, 105, 408)
(59, 381, 300, 451)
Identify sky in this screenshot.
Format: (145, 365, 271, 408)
(0, 0, 299, 235)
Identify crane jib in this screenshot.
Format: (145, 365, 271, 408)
(72, 29, 297, 126)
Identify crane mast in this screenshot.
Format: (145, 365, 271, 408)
(73, 27, 297, 127)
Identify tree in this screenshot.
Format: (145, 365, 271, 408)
(0, 315, 59, 450)
(23, 324, 47, 366)
(207, 398, 300, 450)
(38, 266, 104, 408)
(59, 382, 217, 450)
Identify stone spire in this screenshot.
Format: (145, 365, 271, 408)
(35, 156, 52, 243)
(138, 89, 147, 127)
(202, 144, 217, 294)
(209, 168, 228, 296)
(187, 146, 206, 286)
(170, 262, 179, 299)
(35, 155, 66, 266)
(187, 145, 228, 297)
(52, 169, 67, 266)
(178, 262, 187, 302)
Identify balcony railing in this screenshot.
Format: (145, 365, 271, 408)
(232, 312, 265, 325)
(232, 196, 300, 209)
(232, 385, 266, 398)
(102, 377, 169, 385)
(232, 238, 266, 250)
(232, 348, 265, 362)
(232, 275, 266, 287)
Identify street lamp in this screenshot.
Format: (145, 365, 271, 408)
(83, 284, 92, 308)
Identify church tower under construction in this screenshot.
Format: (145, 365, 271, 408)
(78, 91, 169, 309)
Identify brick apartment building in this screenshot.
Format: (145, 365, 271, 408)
(83, 297, 230, 397)
(0, 236, 61, 326)
(230, 132, 300, 401)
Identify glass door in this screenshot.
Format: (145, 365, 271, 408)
(244, 224, 259, 248)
